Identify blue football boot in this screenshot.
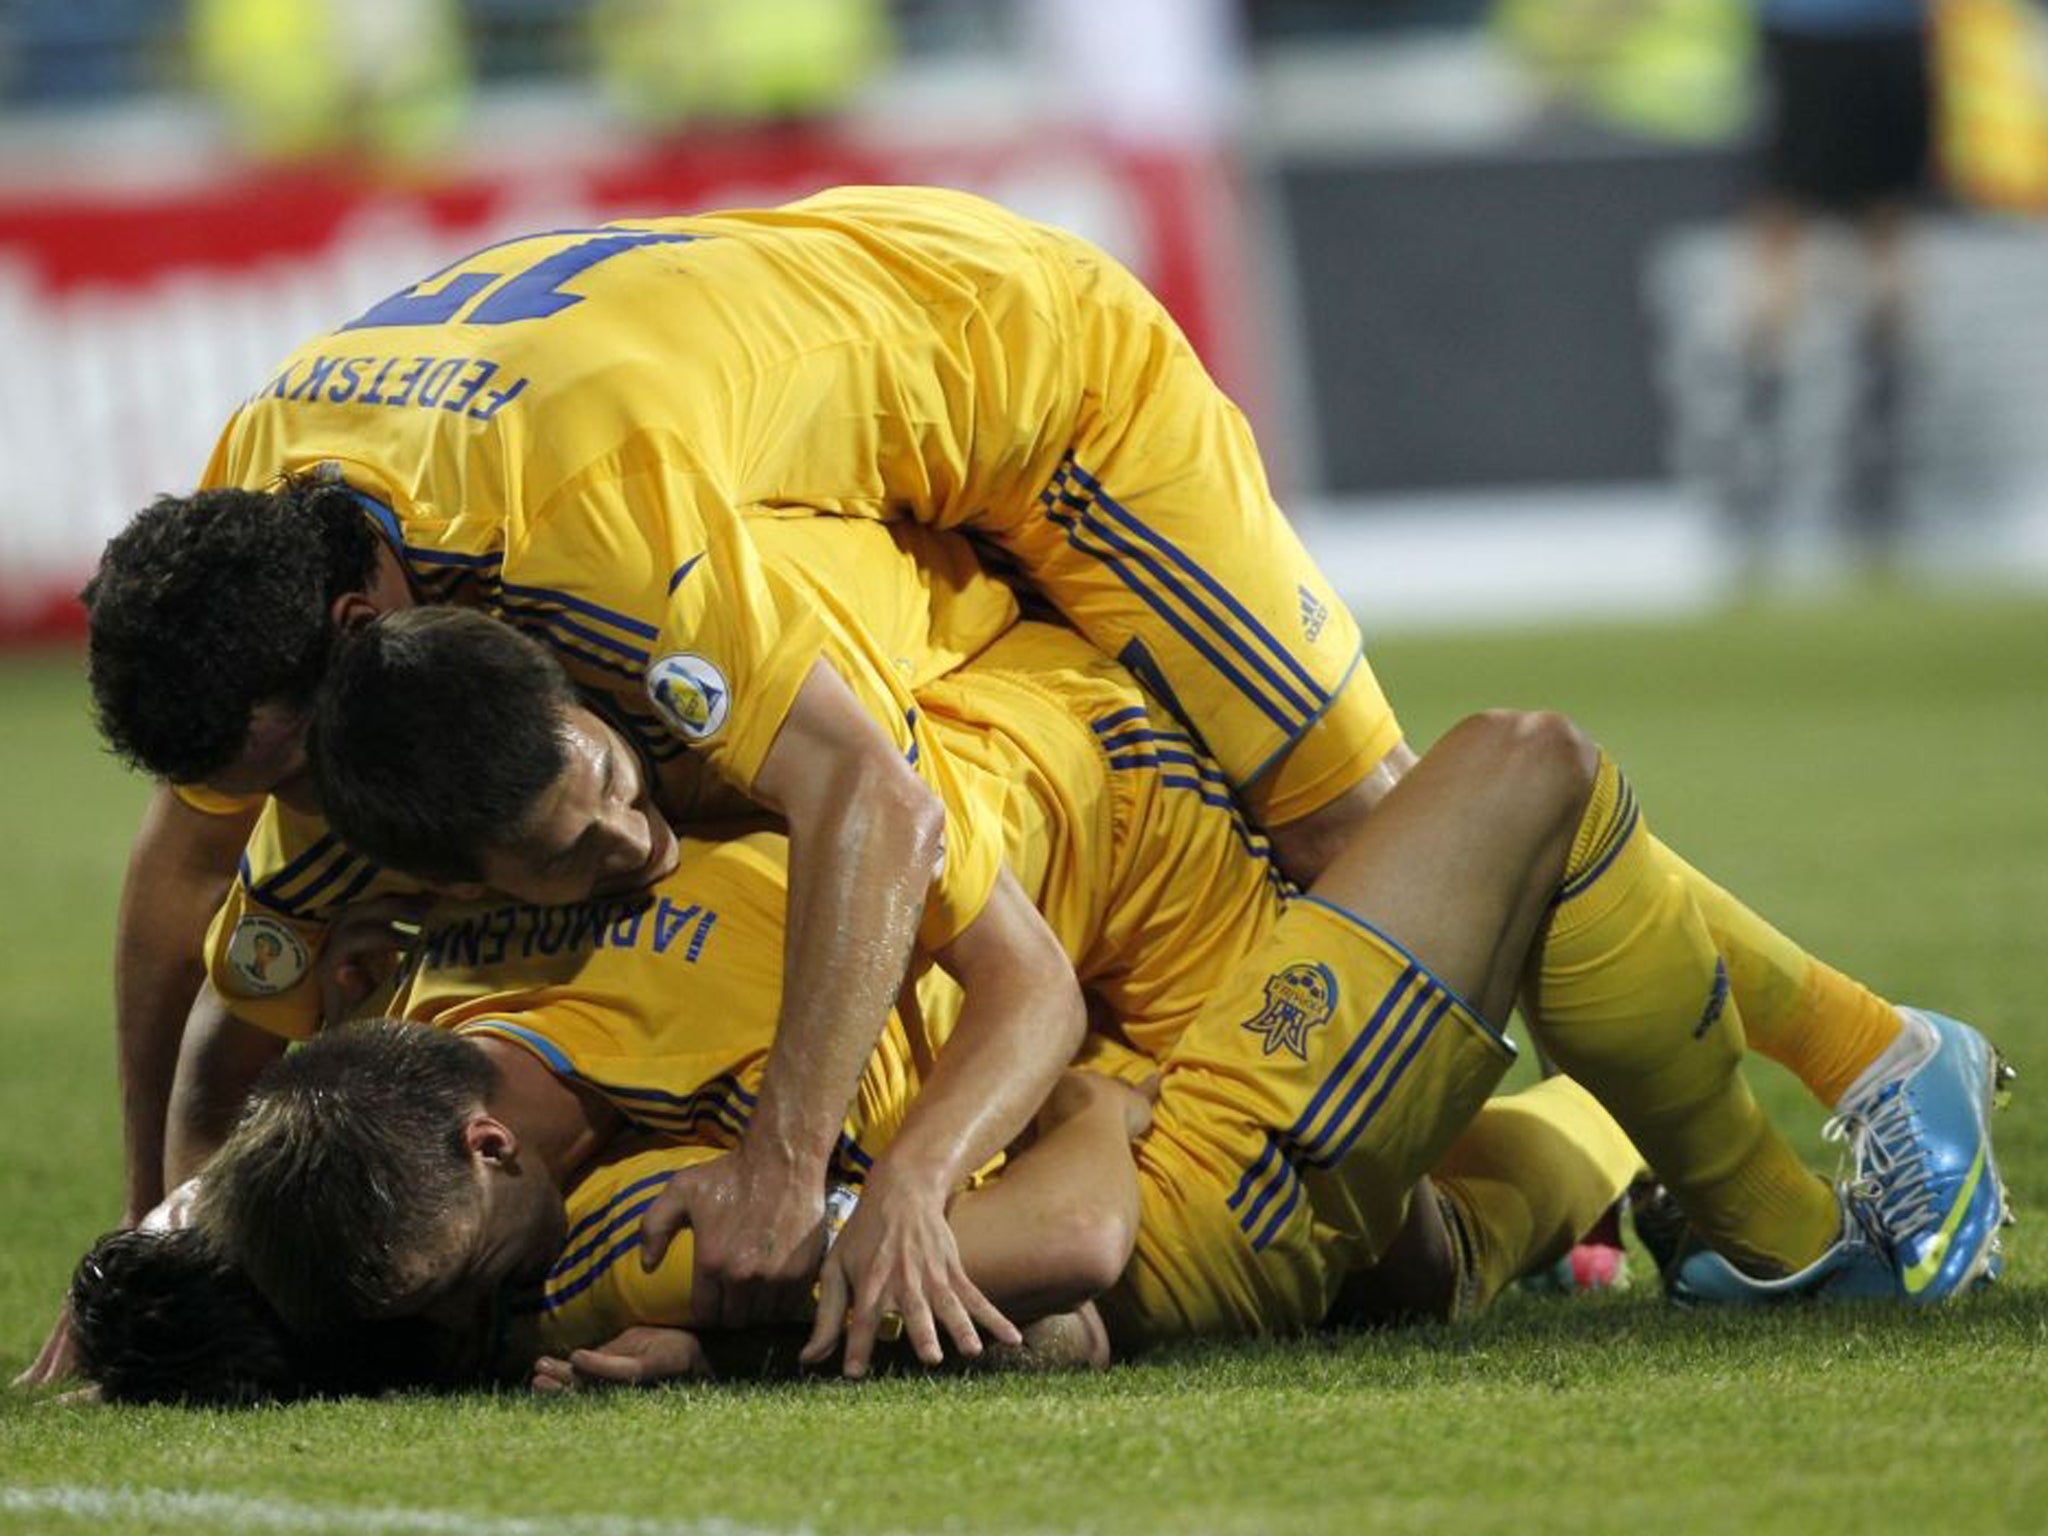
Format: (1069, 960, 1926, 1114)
(1667, 1189, 1901, 1305)
(1826, 1008, 2014, 1303)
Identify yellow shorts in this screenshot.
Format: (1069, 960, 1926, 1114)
(1097, 897, 1515, 1347)
(957, 220, 1403, 827)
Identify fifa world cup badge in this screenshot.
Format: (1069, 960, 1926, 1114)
(646, 652, 731, 742)
(1241, 961, 1339, 1060)
(224, 916, 312, 997)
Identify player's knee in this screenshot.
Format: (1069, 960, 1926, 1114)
(1460, 709, 1600, 824)
(1048, 1201, 1139, 1304)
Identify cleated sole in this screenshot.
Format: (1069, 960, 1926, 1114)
(1992, 1052, 2017, 1112)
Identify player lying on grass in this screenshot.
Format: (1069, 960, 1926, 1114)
(181, 613, 2012, 1393)
(69, 1041, 1626, 1402)
(71, 187, 1411, 1376)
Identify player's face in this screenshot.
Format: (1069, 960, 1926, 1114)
(393, 1161, 569, 1368)
(479, 705, 680, 905)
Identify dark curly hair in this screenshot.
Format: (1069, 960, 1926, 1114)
(81, 473, 380, 785)
(70, 1226, 479, 1405)
(70, 1227, 301, 1406)
(310, 608, 574, 884)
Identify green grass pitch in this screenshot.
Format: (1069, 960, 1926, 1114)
(2, 592, 2044, 1536)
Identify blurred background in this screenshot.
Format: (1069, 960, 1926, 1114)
(1, 0, 2047, 639)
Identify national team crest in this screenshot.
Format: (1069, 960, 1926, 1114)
(646, 652, 731, 742)
(1241, 961, 1339, 1060)
(223, 916, 311, 998)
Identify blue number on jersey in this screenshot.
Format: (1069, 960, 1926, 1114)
(341, 229, 701, 332)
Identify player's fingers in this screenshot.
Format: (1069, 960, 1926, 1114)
(531, 1357, 576, 1394)
(841, 1271, 895, 1380)
(568, 1348, 650, 1386)
(800, 1261, 851, 1366)
(958, 1276, 1022, 1348)
(14, 1320, 74, 1390)
(638, 1174, 694, 1270)
(900, 1292, 944, 1369)
(931, 1282, 984, 1360)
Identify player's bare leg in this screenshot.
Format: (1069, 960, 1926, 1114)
(1265, 739, 1417, 886)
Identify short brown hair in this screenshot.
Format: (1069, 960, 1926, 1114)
(201, 1019, 496, 1332)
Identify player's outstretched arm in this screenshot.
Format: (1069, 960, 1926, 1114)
(114, 786, 260, 1221)
(940, 1069, 1147, 1325)
(804, 867, 1086, 1376)
(643, 660, 948, 1329)
(802, 1066, 1143, 1376)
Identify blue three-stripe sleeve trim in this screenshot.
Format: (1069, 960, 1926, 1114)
(346, 490, 658, 658)
(557, 1170, 674, 1256)
(549, 1186, 667, 1282)
(538, 1230, 645, 1312)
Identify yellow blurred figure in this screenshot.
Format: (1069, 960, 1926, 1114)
(1937, 0, 2048, 214)
(590, 0, 892, 126)
(1492, 0, 1754, 144)
(191, 0, 471, 167)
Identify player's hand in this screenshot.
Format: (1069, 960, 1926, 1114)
(317, 895, 428, 1027)
(799, 1162, 1020, 1379)
(11, 1301, 81, 1391)
(530, 1327, 712, 1393)
(638, 1147, 826, 1328)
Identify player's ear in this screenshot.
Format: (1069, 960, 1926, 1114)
(330, 590, 383, 634)
(463, 1114, 519, 1165)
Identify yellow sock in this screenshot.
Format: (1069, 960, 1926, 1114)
(1434, 1077, 1642, 1312)
(1671, 851, 1904, 1107)
(1525, 756, 1840, 1276)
